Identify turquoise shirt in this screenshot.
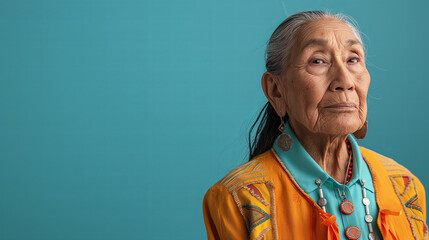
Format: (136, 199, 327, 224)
(273, 122, 383, 240)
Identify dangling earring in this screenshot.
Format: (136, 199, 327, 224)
(276, 116, 293, 152)
(353, 120, 368, 139)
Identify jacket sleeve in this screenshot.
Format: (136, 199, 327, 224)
(203, 184, 248, 240)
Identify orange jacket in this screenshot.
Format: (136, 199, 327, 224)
(203, 147, 428, 239)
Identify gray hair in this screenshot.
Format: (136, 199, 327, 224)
(266, 11, 364, 74)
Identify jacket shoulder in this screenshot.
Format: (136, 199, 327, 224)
(204, 150, 278, 239)
(216, 150, 274, 193)
(360, 146, 416, 177)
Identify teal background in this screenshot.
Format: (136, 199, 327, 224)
(1, 0, 428, 239)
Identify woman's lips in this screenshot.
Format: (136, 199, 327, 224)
(324, 103, 357, 109)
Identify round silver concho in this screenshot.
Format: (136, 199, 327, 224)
(362, 197, 370, 206)
(318, 197, 327, 207)
(365, 214, 373, 223)
(369, 232, 376, 240)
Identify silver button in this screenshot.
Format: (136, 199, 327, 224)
(318, 197, 327, 206)
(365, 214, 373, 223)
(369, 232, 376, 240)
(362, 197, 370, 206)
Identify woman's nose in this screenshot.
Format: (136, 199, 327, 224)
(329, 62, 354, 91)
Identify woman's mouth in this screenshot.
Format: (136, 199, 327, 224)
(325, 102, 357, 110)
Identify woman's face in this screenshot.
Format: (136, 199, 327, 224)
(281, 18, 370, 136)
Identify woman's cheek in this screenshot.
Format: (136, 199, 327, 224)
(354, 70, 370, 90)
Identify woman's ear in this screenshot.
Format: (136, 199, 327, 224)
(261, 72, 287, 116)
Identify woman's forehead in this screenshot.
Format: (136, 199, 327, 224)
(295, 18, 360, 51)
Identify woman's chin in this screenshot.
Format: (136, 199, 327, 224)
(318, 119, 362, 136)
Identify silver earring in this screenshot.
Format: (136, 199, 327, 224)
(276, 116, 293, 152)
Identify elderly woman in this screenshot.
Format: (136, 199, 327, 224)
(203, 11, 427, 240)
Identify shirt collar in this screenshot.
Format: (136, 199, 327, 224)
(273, 121, 374, 193)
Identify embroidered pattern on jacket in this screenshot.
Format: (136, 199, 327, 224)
(220, 159, 277, 240)
(406, 194, 423, 212)
(233, 181, 277, 240)
(242, 204, 271, 232)
(377, 152, 428, 240)
(219, 160, 268, 192)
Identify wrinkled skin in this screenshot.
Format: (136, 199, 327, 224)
(262, 17, 370, 182)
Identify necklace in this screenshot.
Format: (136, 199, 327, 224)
(345, 139, 353, 185)
(315, 140, 376, 240)
(338, 139, 354, 215)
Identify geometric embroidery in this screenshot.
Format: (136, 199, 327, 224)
(391, 175, 412, 196)
(243, 184, 269, 206)
(403, 176, 410, 189)
(247, 184, 265, 201)
(242, 204, 271, 233)
(411, 216, 429, 240)
(233, 180, 277, 240)
(219, 160, 268, 192)
(221, 151, 279, 239)
(406, 194, 423, 212)
(390, 174, 427, 239)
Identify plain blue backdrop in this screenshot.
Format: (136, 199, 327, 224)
(1, 0, 429, 239)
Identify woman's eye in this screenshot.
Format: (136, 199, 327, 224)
(348, 57, 360, 64)
(311, 59, 325, 64)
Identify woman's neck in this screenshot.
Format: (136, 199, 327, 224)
(289, 120, 350, 184)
